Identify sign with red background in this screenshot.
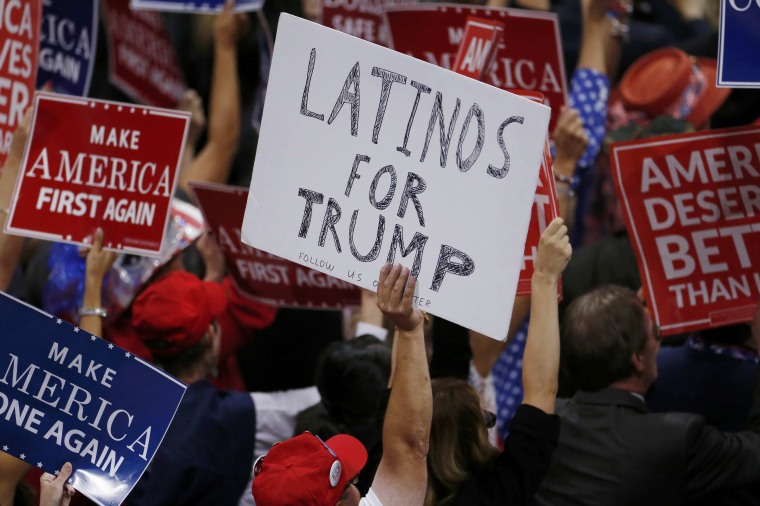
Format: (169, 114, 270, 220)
(384, 3, 566, 133)
(320, 0, 416, 47)
(190, 181, 361, 309)
(512, 91, 559, 295)
(101, 0, 185, 108)
(0, 0, 40, 167)
(452, 16, 503, 81)
(5, 92, 190, 256)
(611, 126, 760, 335)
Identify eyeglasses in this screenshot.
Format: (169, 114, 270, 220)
(483, 410, 497, 429)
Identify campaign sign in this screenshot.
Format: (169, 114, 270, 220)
(5, 92, 190, 256)
(717, 0, 760, 88)
(0, 292, 186, 506)
(0, 0, 40, 167)
(191, 182, 361, 308)
(384, 4, 567, 133)
(130, 0, 264, 13)
(451, 17, 503, 81)
(241, 15, 550, 340)
(611, 126, 760, 335)
(102, 0, 186, 108)
(320, 0, 416, 47)
(37, 0, 99, 97)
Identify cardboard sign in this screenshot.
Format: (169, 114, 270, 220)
(717, 0, 760, 88)
(611, 126, 760, 335)
(5, 93, 190, 256)
(130, 0, 264, 13)
(320, 0, 416, 47)
(0, 292, 186, 506)
(102, 0, 186, 108)
(0, 0, 41, 167)
(452, 17, 503, 81)
(191, 182, 361, 308)
(384, 3, 567, 133)
(242, 15, 550, 340)
(37, 0, 98, 97)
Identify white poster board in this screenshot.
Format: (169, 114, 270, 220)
(242, 14, 550, 340)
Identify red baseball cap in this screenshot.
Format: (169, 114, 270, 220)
(252, 433, 368, 506)
(131, 271, 227, 357)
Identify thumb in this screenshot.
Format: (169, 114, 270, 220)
(91, 227, 104, 251)
(57, 462, 73, 483)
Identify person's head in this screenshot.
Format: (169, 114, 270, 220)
(252, 432, 368, 506)
(316, 335, 391, 428)
(562, 285, 662, 393)
(425, 378, 499, 506)
(131, 271, 227, 379)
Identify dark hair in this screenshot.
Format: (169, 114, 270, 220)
(426, 378, 499, 506)
(315, 335, 391, 426)
(151, 322, 216, 378)
(561, 285, 648, 391)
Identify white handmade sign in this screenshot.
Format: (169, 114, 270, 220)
(242, 14, 550, 340)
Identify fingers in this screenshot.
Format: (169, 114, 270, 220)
(544, 217, 564, 236)
(390, 265, 410, 307)
(91, 227, 104, 252)
(377, 263, 414, 309)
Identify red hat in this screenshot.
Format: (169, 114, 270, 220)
(608, 47, 731, 130)
(132, 271, 227, 357)
(252, 433, 368, 506)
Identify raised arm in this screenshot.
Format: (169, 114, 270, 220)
(80, 228, 118, 337)
(0, 108, 31, 291)
(178, 0, 248, 193)
(552, 106, 589, 229)
(372, 263, 430, 505)
(522, 218, 571, 414)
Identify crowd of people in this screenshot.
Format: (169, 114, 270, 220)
(0, 0, 759, 504)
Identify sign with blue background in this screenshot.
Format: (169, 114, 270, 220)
(0, 293, 186, 506)
(130, 0, 264, 13)
(36, 0, 99, 96)
(717, 0, 760, 88)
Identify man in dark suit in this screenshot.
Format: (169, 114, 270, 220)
(534, 286, 760, 505)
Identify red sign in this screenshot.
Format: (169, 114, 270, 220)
(190, 182, 361, 309)
(320, 0, 416, 47)
(5, 92, 190, 256)
(611, 126, 760, 335)
(384, 4, 567, 133)
(101, 0, 185, 108)
(452, 16, 503, 81)
(0, 0, 40, 167)
(511, 91, 559, 295)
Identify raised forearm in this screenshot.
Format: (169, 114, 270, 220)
(384, 326, 431, 462)
(522, 273, 560, 414)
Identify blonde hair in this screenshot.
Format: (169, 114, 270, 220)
(425, 378, 499, 506)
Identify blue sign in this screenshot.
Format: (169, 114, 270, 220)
(0, 293, 186, 506)
(717, 0, 760, 88)
(36, 0, 99, 96)
(130, 0, 265, 13)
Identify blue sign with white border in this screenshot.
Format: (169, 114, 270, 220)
(717, 0, 760, 88)
(0, 292, 186, 506)
(36, 0, 99, 96)
(130, 0, 264, 13)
